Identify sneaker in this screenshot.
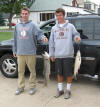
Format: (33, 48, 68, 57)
(54, 89, 64, 98)
(64, 90, 71, 99)
(15, 88, 24, 95)
(29, 88, 36, 95)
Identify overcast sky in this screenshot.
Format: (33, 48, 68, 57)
(90, 0, 100, 5)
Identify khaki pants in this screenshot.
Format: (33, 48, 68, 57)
(17, 55, 36, 89)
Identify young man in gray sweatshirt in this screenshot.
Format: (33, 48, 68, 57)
(49, 8, 81, 99)
(13, 7, 48, 95)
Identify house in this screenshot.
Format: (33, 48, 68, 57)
(29, 0, 94, 24)
(12, 0, 98, 25)
(29, 0, 72, 24)
(63, 4, 95, 17)
(76, 0, 99, 13)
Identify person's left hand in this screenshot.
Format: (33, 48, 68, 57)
(43, 37, 48, 43)
(76, 36, 81, 43)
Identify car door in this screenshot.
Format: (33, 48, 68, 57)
(93, 18, 100, 72)
(71, 18, 96, 75)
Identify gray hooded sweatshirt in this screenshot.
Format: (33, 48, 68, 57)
(13, 20, 44, 55)
(49, 20, 80, 58)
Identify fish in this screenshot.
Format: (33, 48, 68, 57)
(42, 51, 50, 86)
(74, 50, 81, 80)
(42, 51, 50, 59)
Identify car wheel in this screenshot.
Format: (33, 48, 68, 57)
(0, 54, 18, 78)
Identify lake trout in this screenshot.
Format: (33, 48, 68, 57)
(74, 50, 81, 80)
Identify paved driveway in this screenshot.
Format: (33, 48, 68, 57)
(0, 72, 100, 107)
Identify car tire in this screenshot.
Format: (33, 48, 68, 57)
(0, 54, 18, 78)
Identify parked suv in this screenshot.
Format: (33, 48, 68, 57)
(0, 15, 100, 81)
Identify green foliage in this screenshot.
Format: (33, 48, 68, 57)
(0, 0, 35, 29)
(0, 0, 35, 14)
(0, 14, 5, 26)
(0, 32, 13, 42)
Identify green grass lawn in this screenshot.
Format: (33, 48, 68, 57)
(0, 32, 13, 42)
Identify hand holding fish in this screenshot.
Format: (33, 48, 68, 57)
(43, 37, 48, 43)
(50, 57, 55, 62)
(76, 36, 81, 43)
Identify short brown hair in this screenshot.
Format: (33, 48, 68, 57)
(21, 7, 30, 13)
(55, 8, 65, 16)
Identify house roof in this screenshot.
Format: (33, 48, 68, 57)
(30, 0, 72, 12)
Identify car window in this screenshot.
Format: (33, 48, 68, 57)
(72, 18, 94, 39)
(94, 19, 100, 39)
(41, 22, 55, 39)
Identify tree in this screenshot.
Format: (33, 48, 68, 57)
(0, 0, 35, 29)
(0, 13, 5, 26)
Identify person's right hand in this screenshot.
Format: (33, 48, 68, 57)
(13, 54, 17, 58)
(50, 57, 55, 62)
(76, 36, 81, 43)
